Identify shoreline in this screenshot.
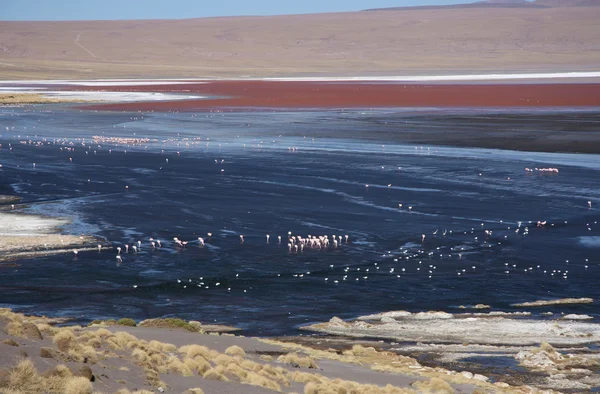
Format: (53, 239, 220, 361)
(0, 308, 553, 393)
(0, 206, 106, 263)
(299, 310, 600, 391)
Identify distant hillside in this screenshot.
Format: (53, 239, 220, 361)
(364, 0, 546, 11)
(365, 0, 600, 11)
(535, 0, 600, 6)
(0, 2, 599, 79)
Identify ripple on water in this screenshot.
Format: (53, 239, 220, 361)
(578, 236, 600, 248)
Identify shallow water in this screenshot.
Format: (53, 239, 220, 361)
(0, 106, 599, 336)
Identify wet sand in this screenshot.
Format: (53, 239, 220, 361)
(0, 211, 103, 263)
(80, 81, 600, 112)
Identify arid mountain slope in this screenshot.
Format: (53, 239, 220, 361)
(0, 4, 599, 79)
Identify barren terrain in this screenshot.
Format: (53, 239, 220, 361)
(1, 2, 599, 79)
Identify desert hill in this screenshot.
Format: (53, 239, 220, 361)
(0, 1, 599, 79)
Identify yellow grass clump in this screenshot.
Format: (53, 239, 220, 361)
(180, 344, 219, 360)
(225, 362, 249, 380)
(213, 354, 235, 366)
(63, 376, 93, 394)
(343, 344, 376, 356)
(260, 354, 274, 362)
(5, 321, 24, 338)
(304, 378, 415, 394)
(278, 352, 318, 369)
(191, 356, 212, 374)
(53, 328, 76, 344)
(241, 359, 263, 372)
(186, 389, 205, 394)
(202, 368, 229, 381)
(412, 377, 455, 394)
(289, 371, 324, 385)
(107, 331, 137, 350)
(36, 323, 60, 336)
(148, 340, 177, 353)
(225, 345, 246, 357)
(167, 355, 194, 376)
(7, 358, 44, 392)
(259, 364, 290, 386)
(242, 371, 282, 392)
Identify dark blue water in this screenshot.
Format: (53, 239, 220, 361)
(1, 106, 599, 335)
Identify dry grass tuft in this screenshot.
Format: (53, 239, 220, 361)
(139, 318, 200, 332)
(213, 354, 235, 366)
(180, 344, 218, 360)
(259, 365, 290, 387)
(343, 344, 376, 357)
(225, 345, 246, 357)
(53, 328, 76, 344)
(148, 340, 176, 353)
(192, 356, 212, 374)
(36, 323, 60, 336)
(131, 348, 150, 363)
(186, 389, 205, 394)
(241, 359, 263, 372)
(304, 377, 415, 394)
(167, 355, 194, 376)
(278, 352, 318, 369)
(106, 331, 137, 350)
(7, 358, 44, 392)
(67, 344, 99, 363)
(289, 371, 323, 384)
(242, 371, 282, 392)
(5, 321, 24, 338)
(63, 376, 93, 394)
(2, 339, 19, 347)
(412, 377, 455, 393)
(116, 318, 136, 327)
(92, 328, 113, 338)
(260, 354, 274, 362)
(202, 368, 229, 381)
(224, 362, 248, 380)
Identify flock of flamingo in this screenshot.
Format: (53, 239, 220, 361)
(0, 107, 597, 294)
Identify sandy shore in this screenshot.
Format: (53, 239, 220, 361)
(0, 308, 546, 394)
(0, 211, 104, 263)
(301, 310, 600, 391)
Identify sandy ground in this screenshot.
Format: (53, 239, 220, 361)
(0, 90, 207, 103)
(0, 4, 598, 79)
(0, 211, 103, 263)
(0, 309, 497, 394)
